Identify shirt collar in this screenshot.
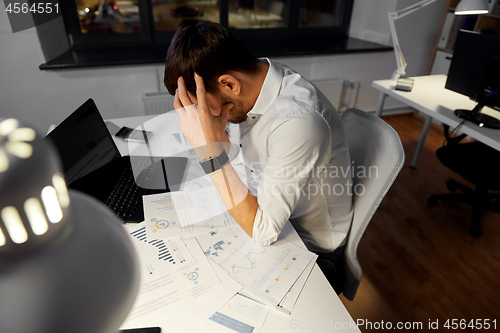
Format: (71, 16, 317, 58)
(247, 58, 283, 116)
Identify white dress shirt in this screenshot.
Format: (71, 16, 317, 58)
(235, 59, 353, 253)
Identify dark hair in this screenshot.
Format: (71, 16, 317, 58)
(164, 21, 260, 95)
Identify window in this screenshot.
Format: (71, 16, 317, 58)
(61, 0, 354, 51)
(40, 0, 392, 69)
(63, 0, 151, 48)
(299, 0, 344, 28)
(153, 0, 220, 32)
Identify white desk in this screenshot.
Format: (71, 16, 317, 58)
(372, 75, 500, 168)
(109, 112, 361, 333)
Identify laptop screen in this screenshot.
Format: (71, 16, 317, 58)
(45, 99, 121, 186)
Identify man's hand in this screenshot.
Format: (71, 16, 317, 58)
(174, 74, 257, 238)
(174, 74, 233, 159)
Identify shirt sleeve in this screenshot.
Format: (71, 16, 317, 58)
(251, 110, 332, 245)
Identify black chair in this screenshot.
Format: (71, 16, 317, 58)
(428, 125, 500, 237)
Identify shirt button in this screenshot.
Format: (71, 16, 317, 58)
(250, 170, 253, 173)
(252, 116, 255, 119)
(240, 144, 242, 147)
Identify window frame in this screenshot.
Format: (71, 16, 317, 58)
(61, 0, 152, 50)
(289, 0, 354, 37)
(60, 0, 354, 52)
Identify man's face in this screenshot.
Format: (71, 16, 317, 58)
(205, 91, 248, 124)
(184, 76, 250, 124)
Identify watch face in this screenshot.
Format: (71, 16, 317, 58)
(201, 157, 218, 174)
(200, 150, 228, 174)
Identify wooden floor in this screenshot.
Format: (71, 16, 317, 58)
(339, 113, 500, 332)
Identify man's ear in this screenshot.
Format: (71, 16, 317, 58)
(218, 74, 241, 96)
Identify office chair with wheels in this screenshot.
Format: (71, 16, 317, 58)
(340, 108, 405, 301)
(427, 125, 500, 237)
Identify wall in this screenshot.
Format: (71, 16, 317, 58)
(394, 0, 447, 76)
(0, 0, 445, 133)
(349, 0, 398, 45)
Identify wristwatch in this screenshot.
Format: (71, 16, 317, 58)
(199, 149, 229, 174)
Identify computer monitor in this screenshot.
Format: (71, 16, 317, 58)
(445, 30, 500, 129)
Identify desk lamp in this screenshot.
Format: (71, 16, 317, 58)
(388, 0, 439, 91)
(0, 118, 140, 333)
(455, 0, 489, 15)
(388, 0, 489, 92)
(388, 0, 489, 91)
(389, 0, 488, 91)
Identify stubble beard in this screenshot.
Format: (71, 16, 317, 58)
(222, 97, 248, 124)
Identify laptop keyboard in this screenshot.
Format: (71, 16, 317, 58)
(104, 165, 143, 219)
(104, 158, 158, 219)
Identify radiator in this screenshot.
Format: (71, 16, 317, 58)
(312, 79, 360, 113)
(142, 92, 176, 115)
(312, 79, 345, 111)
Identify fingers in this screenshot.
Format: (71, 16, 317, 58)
(187, 91, 198, 105)
(173, 88, 193, 118)
(220, 103, 233, 123)
(173, 88, 183, 111)
(177, 74, 221, 121)
(177, 76, 194, 108)
(194, 73, 208, 109)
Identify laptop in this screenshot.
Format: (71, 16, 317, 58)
(45, 98, 188, 223)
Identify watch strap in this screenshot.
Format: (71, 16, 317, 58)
(200, 150, 229, 174)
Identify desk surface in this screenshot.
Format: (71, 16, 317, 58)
(372, 75, 500, 152)
(109, 113, 361, 333)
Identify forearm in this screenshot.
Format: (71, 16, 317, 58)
(173, 74, 258, 236)
(190, 137, 257, 237)
(209, 162, 257, 237)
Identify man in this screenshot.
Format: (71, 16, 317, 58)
(164, 21, 353, 293)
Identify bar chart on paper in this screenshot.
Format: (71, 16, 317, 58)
(128, 225, 192, 266)
(150, 195, 174, 211)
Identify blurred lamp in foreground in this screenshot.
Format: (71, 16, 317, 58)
(0, 118, 140, 333)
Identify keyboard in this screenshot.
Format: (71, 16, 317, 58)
(104, 159, 156, 219)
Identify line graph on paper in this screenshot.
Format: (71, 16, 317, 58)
(196, 228, 317, 307)
(231, 245, 266, 274)
(204, 293, 270, 333)
(226, 300, 267, 321)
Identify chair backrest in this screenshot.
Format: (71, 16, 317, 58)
(340, 108, 405, 300)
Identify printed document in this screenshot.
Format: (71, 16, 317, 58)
(121, 224, 226, 330)
(143, 189, 237, 240)
(195, 228, 317, 308)
(202, 293, 270, 333)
